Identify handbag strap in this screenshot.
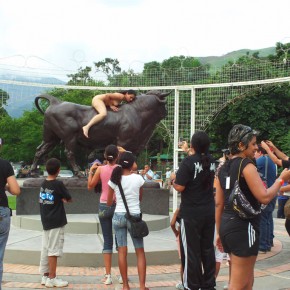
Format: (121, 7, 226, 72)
(237, 158, 245, 182)
(237, 157, 255, 183)
(117, 182, 131, 218)
(264, 156, 268, 183)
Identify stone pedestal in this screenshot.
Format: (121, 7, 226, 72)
(17, 178, 169, 216)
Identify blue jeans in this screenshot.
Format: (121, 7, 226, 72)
(113, 212, 144, 249)
(277, 197, 289, 218)
(0, 207, 11, 288)
(259, 197, 276, 250)
(98, 203, 115, 254)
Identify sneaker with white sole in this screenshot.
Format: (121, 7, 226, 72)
(118, 275, 130, 284)
(41, 276, 48, 285)
(103, 274, 112, 285)
(45, 277, 68, 288)
(176, 282, 184, 289)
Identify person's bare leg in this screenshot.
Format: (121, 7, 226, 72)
(83, 99, 107, 138)
(228, 254, 256, 290)
(48, 256, 57, 279)
(103, 253, 112, 275)
(215, 261, 221, 278)
(118, 246, 130, 290)
(135, 248, 149, 290)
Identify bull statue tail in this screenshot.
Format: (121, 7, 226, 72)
(35, 94, 62, 114)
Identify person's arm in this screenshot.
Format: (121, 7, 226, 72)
(280, 184, 290, 193)
(107, 93, 125, 111)
(261, 141, 282, 167)
(87, 165, 101, 190)
(60, 182, 72, 203)
(215, 177, 224, 251)
(266, 140, 289, 161)
(172, 180, 185, 192)
(170, 172, 185, 192)
(107, 186, 114, 206)
(179, 141, 194, 156)
(139, 186, 144, 201)
(6, 176, 20, 196)
(243, 163, 290, 204)
(170, 209, 179, 237)
(171, 168, 187, 192)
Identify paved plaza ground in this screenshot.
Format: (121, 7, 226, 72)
(2, 217, 290, 290)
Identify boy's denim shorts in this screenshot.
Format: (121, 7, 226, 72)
(113, 212, 144, 249)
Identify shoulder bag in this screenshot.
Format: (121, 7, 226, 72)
(228, 158, 261, 219)
(117, 183, 149, 238)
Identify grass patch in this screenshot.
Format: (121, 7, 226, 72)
(8, 196, 16, 210)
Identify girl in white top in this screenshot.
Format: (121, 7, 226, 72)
(107, 151, 149, 290)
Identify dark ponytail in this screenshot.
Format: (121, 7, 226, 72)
(118, 89, 137, 96)
(110, 151, 136, 184)
(111, 166, 123, 184)
(191, 131, 213, 189)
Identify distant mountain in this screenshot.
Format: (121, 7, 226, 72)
(196, 47, 276, 68)
(0, 74, 65, 118)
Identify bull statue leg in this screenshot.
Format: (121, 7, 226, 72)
(30, 140, 59, 176)
(64, 147, 83, 177)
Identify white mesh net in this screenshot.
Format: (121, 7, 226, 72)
(1, 59, 289, 210)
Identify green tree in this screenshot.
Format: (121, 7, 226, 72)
(207, 84, 290, 157)
(67, 66, 94, 85)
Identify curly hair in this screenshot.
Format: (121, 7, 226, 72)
(228, 124, 258, 155)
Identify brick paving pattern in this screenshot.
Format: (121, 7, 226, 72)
(2, 218, 290, 289)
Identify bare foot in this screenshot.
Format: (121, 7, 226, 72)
(82, 126, 89, 138)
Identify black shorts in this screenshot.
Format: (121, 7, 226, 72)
(220, 213, 260, 257)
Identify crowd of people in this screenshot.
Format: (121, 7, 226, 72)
(0, 123, 289, 290)
(169, 125, 290, 290)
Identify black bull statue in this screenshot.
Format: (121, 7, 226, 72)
(30, 90, 171, 176)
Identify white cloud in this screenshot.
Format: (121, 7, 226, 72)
(1, 0, 290, 78)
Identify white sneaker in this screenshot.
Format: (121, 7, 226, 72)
(176, 282, 184, 289)
(41, 276, 48, 285)
(103, 274, 112, 285)
(118, 275, 130, 284)
(45, 277, 68, 288)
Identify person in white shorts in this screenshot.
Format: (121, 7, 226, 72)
(39, 158, 72, 288)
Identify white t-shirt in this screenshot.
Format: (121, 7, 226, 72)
(165, 170, 171, 178)
(108, 174, 145, 214)
(143, 169, 154, 181)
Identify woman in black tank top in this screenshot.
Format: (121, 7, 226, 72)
(215, 124, 290, 290)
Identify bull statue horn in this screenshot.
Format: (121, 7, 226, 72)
(156, 91, 172, 103)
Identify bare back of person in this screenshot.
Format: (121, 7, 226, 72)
(83, 91, 136, 138)
(94, 93, 125, 109)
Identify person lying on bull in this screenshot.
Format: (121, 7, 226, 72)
(82, 90, 137, 138)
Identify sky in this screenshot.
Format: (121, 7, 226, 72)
(1, 0, 290, 80)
